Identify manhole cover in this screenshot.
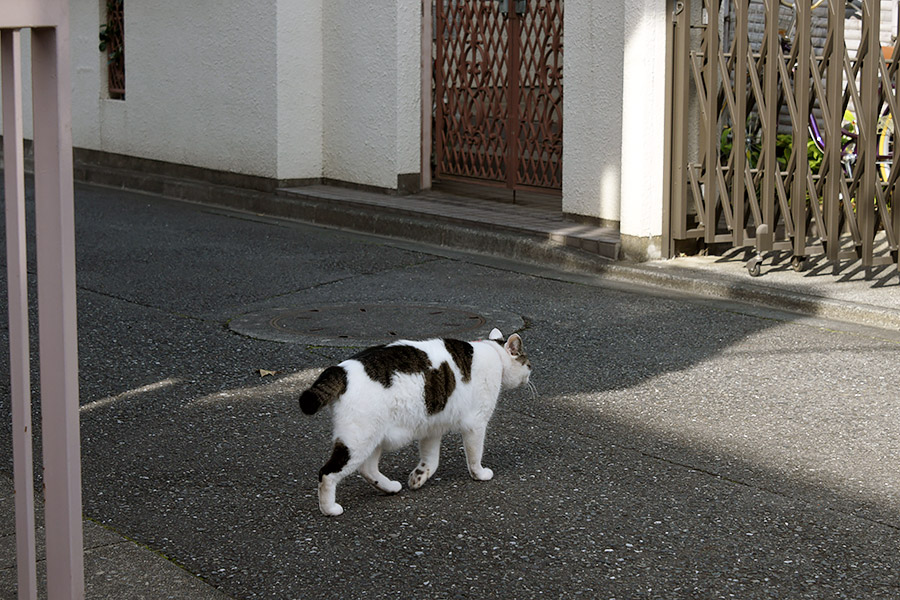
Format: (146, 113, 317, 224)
(228, 303, 524, 346)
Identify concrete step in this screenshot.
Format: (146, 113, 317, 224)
(278, 184, 622, 260)
(67, 157, 621, 269)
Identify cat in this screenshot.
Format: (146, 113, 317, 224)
(299, 328, 532, 516)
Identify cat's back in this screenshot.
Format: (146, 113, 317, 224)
(341, 337, 474, 386)
(299, 336, 502, 416)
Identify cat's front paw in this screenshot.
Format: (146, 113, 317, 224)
(319, 502, 344, 517)
(408, 465, 432, 490)
(469, 466, 494, 481)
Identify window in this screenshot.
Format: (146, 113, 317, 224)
(99, 0, 124, 99)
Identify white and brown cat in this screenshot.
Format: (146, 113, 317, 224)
(299, 328, 532, 516)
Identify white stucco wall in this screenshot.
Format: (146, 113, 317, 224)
(619, 0, 667, 257)
(395, 0, 422, 179)
(3, 1, 670, 241)
(88, 0, 279, 177)
(561, 3, 624, 223)
(2, 0, 329, 182)
(2, 0, 421, 189)
(322, 0, 421, 189)
(561, 0, 666, 258)
(277, 0, 323, 180)
(70, 0, 102, 149)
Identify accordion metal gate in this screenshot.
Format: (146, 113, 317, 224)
(433, 0, 563, 193)
(668, 0, 900, 274)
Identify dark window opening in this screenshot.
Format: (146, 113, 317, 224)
(99, 0, 124, 100)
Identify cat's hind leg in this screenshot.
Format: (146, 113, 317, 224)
(318, 438, 368, 516)
(359, 446, 402, 494)
(409, 434, 442, 490)
(462, 427, 494, 481)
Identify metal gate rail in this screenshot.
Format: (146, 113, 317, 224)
(669, 0, 900, 274)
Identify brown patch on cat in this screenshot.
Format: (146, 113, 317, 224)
(347, 342, 463, 414)
(443, 339, 473, 382)
(424, 361, 456, 414)
(319, 440, 350, 481)
(299, 366, 348, 414)
(351, 345, 431, 387)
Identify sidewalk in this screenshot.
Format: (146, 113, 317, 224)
(256, 183, 900, 332)
(0, 477, 232, 599)
(75, 160, 900, 334)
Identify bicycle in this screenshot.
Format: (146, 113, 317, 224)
(778, 0, 893, 181)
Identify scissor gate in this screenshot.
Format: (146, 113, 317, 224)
(433, 0, 563, 193)
(669, 0, 900, 274)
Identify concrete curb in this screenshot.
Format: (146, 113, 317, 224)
(211, 187, 900, 331)
(598, 262, 900, 332)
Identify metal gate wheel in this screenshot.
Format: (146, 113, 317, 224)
(747, 255, 763, 277)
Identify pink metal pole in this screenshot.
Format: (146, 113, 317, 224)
(1, 27, 38, 600)
(30, 21, 85, 600)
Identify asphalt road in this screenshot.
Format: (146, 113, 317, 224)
(2, 183, 900, 599)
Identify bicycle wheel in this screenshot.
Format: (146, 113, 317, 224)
(779, 0, 826, 8)
(878, 111, 893, 181)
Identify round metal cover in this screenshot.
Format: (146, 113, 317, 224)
(228, 303, 525, 346)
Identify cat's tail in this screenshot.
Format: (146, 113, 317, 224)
(299, 366, 348, 415)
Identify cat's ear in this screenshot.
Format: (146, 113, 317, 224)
(489, 328, 503, 341)
(505, 333, 523, 356)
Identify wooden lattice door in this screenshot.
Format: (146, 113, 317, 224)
(434, 0, 563, 193)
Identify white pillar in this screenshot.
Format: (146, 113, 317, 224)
(322, 0, 421, 191)
(277, 0, 323, 182)
(619, 0, 668, 260)
(562, 3, 624, 225)
(395, 0, 422, 192)
(562, 0, 668, 260)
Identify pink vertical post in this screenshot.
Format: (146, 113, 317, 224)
(31, 20, 85, 600)
(1, 27, 38, 600)
(2, 2, 84, 598)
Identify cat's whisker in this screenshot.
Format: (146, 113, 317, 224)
(527, 381, 538, 400)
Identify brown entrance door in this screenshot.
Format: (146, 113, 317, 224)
(433, 0, 563, 193)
